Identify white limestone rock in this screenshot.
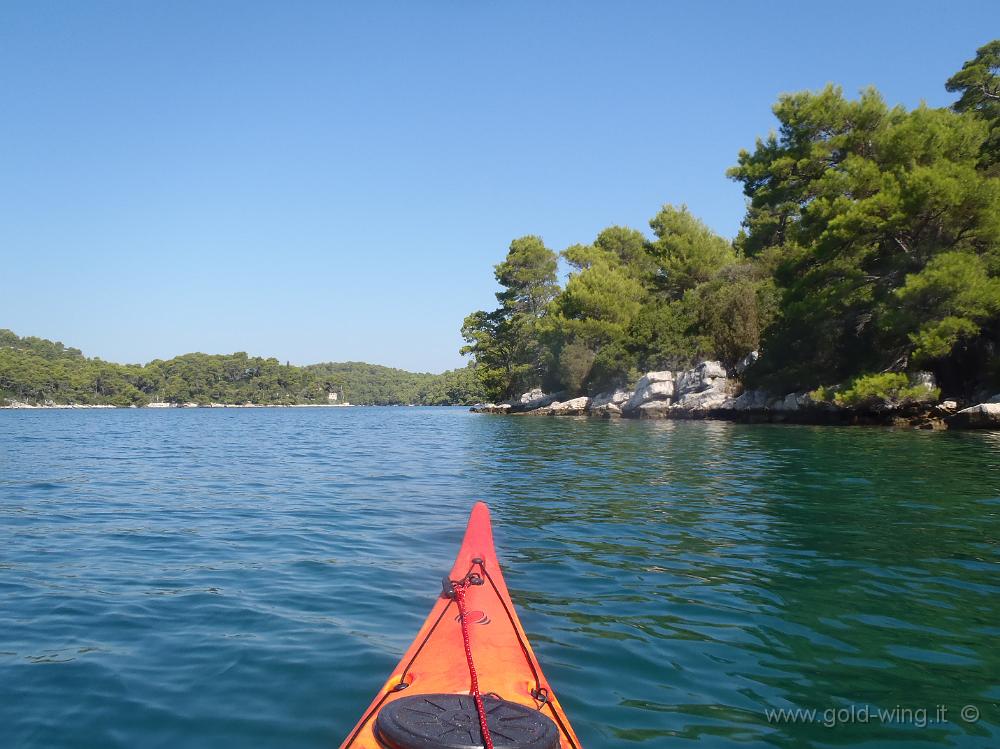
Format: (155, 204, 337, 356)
(725, 389, 770, 411)
(632, 371, 674, 394)
(549, 396, 590, 415)
(771, 392, 812, 412)
(699, 360, 727, 381)
(644, 371, 674, 384)
(517, 388, 544, 405)
(947, 402, 1000, 429)
(590, 388, 632, 408)
(623, 375, 675, 413)
(590, 402, 622, 417)
(673, 361, 727, 399)
(674, 369, 701, 398)
(510, 388, 559, 411)
(673, 387, 732, 412)
(636, 401, 672, 418)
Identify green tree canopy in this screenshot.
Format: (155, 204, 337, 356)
(493, 235, 560, 316)
(947, 39, 1000, 169)
(461, 236, 560, 400)
(647, 205, 736, 299)
(543, 249, 649, 391)
(729, 85, 1000, 392)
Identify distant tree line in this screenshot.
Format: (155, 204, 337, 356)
(304, 362, 485, 406)
(0, 330, 485, 406)
(462, 41, 1000, 404)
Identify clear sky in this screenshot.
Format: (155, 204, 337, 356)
(0, 2, 993, 372)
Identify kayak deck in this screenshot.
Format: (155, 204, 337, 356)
(339, 502, 581, 749)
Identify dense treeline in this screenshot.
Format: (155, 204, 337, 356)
(462, 41, 1000, 405)
(0, 330, 484, 406)
(304, 362, 484, 406)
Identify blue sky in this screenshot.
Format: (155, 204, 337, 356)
(0, 2, 993, 372)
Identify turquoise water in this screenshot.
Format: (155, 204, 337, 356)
(1, 408, 998, 748)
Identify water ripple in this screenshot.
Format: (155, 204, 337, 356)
(1, 409, 998, 748)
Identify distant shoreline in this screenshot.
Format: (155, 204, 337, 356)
(0, 402, 357, 410)
(0, 329, 485, 408)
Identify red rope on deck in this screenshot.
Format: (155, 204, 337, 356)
(453, 578, 494, 749)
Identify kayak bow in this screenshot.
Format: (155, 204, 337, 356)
(339, 502, 581, 749)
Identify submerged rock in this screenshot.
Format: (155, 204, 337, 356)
(469, 402, 511, 414)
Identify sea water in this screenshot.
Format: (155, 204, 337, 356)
(1, 408, 998, 747)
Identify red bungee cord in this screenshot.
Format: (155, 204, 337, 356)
(452, 578, 495, 749)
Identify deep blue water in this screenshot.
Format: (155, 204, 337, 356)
(1, 408, 998, 748)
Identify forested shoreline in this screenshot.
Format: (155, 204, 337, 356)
(461, 42, 1000, 409)
(0, 330, 484, 407)
(6, 43, 999, 414)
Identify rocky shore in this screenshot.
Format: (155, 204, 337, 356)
(470, 359, 1000, 431)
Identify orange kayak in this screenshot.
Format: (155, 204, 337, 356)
(339, 502, 581, 749)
